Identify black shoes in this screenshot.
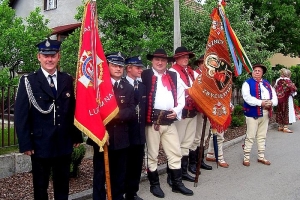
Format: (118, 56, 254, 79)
(170, 168, 194, 196)
(147, 170, 165, 198)
(181, 156, 195, 182)
(188, 147, 212, 174)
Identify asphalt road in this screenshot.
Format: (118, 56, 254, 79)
(83, 121, 300, 200)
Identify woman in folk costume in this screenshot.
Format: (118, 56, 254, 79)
(274, 68, 297, 133)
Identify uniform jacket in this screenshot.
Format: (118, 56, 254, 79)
(14, 68, 83, 158)
(128, 80, 146, 145)
(87, 78, 135, 150)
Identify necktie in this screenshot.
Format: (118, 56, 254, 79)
(134, 80, 139, 97)
(48, 75, 57, 97)
(114, 81, 118, 89)
(134, 80, 138, 91)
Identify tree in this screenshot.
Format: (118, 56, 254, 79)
(60, 0, 277, 81)
(60, 28, 81, 77)
(0, 0, 51, 75)
(243, 0, 300, 56)
(180, 0, 277, 88)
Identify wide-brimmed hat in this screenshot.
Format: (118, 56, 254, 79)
(194, 55, 204, 66)
(146, 48, 173, 62)
(125, 56, 144, 68)
(36, 38, 61, 55)
(106, 52, 126, 66)
(252, 63, 267, 75)
(173, 46, 195, 59)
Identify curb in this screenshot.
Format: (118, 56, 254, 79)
(69, 123, 278, 200)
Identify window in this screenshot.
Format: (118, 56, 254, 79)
(44, 0, 57, 11)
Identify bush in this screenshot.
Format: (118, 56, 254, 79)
(231, 115, 245, 127)
(230, 104, 245, 127)
(70, 144, 86, 178)
(232, 104, 243, 116)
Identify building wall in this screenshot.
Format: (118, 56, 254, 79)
(13, 0, 83, 28)
(269, 53, 300, 67)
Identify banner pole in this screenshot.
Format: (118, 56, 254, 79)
(194, 115, 207, 187)
(104, 144, 112, 200)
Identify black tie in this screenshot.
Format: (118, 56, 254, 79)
(114, 81, 118, 89)
(49, 75, 57, 97)
(134, 80, 139, 97)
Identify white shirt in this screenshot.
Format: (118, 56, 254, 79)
(152, 68, 185, 120)
(242, 79, 278, 107)
(41, 67, 57, 90)
(126, 76, 135, 87)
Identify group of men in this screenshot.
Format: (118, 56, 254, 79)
(14, 38, 278, 200)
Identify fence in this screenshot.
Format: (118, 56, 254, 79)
(0, 86, 17, 148)
(0, 86, 244, 148)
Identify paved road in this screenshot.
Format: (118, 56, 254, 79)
(83, 121, 300, 200)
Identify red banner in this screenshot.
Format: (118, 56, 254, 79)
(189, 6, 232, 132)
(74, 0, 118, 151)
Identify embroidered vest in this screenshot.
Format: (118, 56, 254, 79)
(243, 78, 272, 117)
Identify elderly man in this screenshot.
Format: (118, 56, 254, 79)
(14, 38, 83, 200)
(242, 64, 278, 167)
(124, 56, 146, 200)
(141, 48, 193, 198)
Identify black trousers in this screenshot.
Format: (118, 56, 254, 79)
(125, 144, 145, 198)
(93, 146, 128, 200)
(31, 154, 71, 200)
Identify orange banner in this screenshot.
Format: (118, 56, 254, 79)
(74, 0, 118, 150)
(189, 7, 232, 132)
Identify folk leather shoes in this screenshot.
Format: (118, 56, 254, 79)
(218, 161, 229, 168)
(243, 161, 250, 166)
(283, 127, 293, 133)
(257, 159, 271, 165)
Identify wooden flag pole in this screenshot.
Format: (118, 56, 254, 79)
(104, 144, 112, 200)
(194, 115, 207, 187)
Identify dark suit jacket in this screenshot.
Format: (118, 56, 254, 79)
(14, 68, 82, 158)
(87, 78, 135, 150)
(127, 80, 146, 145)
(106, 78, 135, 150)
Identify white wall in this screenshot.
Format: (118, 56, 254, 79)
(13, 0, 83, 28)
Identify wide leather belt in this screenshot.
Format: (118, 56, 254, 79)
(182, 108, 197, 119)
(151, 109, 175, 125)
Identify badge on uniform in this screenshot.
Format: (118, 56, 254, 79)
(66, 92, 70, 97)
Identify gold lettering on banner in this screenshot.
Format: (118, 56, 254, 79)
(88, 93, 114, 116)
(202, 85, 232, 99)
(206, 39, 225, 50)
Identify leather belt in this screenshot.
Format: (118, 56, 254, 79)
(182, 108, 197, 119)
(151, 109, 175, 125)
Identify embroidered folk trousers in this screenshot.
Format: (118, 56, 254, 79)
(243, 110, 269, 161)
(174, 116, 197, 156)
(145, 124, 182, 171)
(190, 112, 211, 151)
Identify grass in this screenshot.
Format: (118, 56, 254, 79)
(0, 146, 19, 155)
(0, 127, 19, 155)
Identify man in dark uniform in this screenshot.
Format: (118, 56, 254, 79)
(14, 38, 83, 200)
(88, 52, 135, 200)
(124, 56, 146, 200)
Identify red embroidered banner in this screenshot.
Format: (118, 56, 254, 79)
(74, 0, 118, 151)
(189, 6, 232, 132)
